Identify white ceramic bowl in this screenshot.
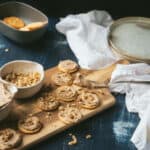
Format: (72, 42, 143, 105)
(0, 82, 17, 121)
(0, 60, 44, 99)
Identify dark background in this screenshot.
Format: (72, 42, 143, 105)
(0, 0, 150, 19)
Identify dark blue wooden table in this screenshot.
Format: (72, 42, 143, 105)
(0, 16, 140, 150)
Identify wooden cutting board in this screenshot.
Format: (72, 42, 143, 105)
(0, 59, 129, 150)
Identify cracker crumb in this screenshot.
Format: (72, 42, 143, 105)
(85, 134, 92, 139)
(4, 48, 9, 52)
(97, 89, 105, 95)
(68, 133, 72, 136)
(46, 112, 52, 119)
(28, 113, 33, 117)
(68, 134, 77, 145)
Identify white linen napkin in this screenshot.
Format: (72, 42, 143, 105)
(109, 63, 150, 150)
(56, 10, 119, 69)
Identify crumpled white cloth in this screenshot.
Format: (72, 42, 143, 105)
(109, 63, 150, 150)
(56, 10, 119, 69)
(56, 10, 150, 150)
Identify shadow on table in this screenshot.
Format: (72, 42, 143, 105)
(31, 94, 139, 150)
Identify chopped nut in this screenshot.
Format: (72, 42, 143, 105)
(97, 89, 105, 95)
(68, 134, 77, 145)
(3, 72, 41, 87)
(47, 112, 52, 116)
(85, 134, 92, 139)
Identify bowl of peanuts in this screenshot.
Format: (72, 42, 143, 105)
(0, 1, 48, 43)
(0, 60, 45, 99)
